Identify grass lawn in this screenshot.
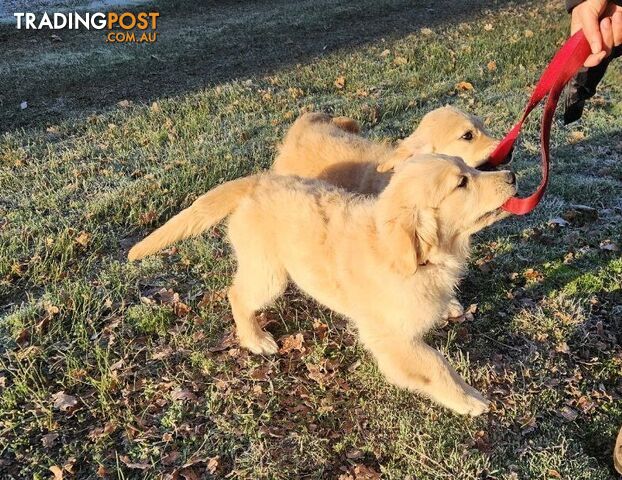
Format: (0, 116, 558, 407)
(1, 0, 621, 478)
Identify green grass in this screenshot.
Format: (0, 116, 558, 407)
(1, 0, 622, 478)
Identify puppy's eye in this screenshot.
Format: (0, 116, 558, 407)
(461, 131, 474, 141)
(457, 176, 468, 188)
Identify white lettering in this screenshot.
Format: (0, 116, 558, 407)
(91, 12, 106, 30)
(38, 12, 52, 29)
(74, 12, 89, 29)
(25, 13, 36, 29)
(14, 13, 24, 29)
(53, 13, 67, 29)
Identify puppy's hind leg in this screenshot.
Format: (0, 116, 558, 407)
(227, 258, 288, 355)
(363, 335, 489, 416)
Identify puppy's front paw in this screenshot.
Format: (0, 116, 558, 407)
(239, 330, 278, 355)
(444, 298, 465, 320)
(464, 393, 490, 417)
(448, 389, 490, 416)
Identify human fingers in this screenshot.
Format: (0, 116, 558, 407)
(611, 10, 622, 46)
(600, 16, 614, 56)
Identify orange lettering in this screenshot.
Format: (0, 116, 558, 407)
(119, 13, 136, 30)
(107, 12, 118, 29)
(136, 12, 148, 30)
(148, 12, 159, 29)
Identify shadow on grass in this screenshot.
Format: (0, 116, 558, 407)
(0, 0, 535, 132)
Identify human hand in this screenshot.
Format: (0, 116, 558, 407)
(571, 0, 622, 67)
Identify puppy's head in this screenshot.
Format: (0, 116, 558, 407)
(376, 154, 516, 276)
(378, 106, 501, 173)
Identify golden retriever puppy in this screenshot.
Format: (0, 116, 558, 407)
(128, 154, 517, 415)
(272, 106, 500, 195)
(273, 106, 503, 319)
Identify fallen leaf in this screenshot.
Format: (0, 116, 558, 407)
(393, 56, 408, 66)
(547, 469, 561, 479)
(117, 99, 132, 108)
(110, 359, 124, 371)
(576, 395, 595, 413)
(484, 23, 494, 31)
(306, 362, 330, 385)
(120, 455, 151, 470)
(346, 449, 365, 460)
(208, 329, 238, 352)
(523, 268, 543, 282)
(558, 406, 578, 422)
(568, 131, 585, 144)
(487, 60, 497, 72)
(524, 29, 534, 38)
(334, 76, 346, 89)
(313, 319, 328, 340)
(152, 345, 174, 360)
(179, 468, 200, 480)
(473, 430, 492, 453)
(50, 465, 63, 480)
(162, 450, 180, 466)
(197, 288, 228, 308)
(52, 391, 78, 412)
(171, 388, 197, 402)
(351, 464, 381, 480)
(288, 87, 304, 99)
(64, 459, 76, 475)
(207, 456, 220, 474)
(420, 27, 433, 35)
(250, 364, 272, 381)
(139, 210, 158, 225)
(456, 81, 474, 91)
(379, 49, 390, 57)
(75, 231, 91, 247)
(96, 465, 108, 477)
(173, 301, 191, 317)
(42, 433, 59, 449)
(279, 333, 305, 354)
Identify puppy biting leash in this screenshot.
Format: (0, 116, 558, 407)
(486, 31, 591, 215)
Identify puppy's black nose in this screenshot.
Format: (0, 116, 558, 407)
(506, 172, 516, 185)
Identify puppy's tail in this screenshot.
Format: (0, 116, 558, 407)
(128, 175, 257, 261)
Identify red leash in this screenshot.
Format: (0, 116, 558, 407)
(487, 31, 592, 215)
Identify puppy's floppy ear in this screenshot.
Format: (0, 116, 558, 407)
(377, 132, 433, 173)
(400, 131, 434, 155)
(376, 203, 438, 276)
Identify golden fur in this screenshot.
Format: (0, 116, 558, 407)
(128, 154, 516, 415)
(273, 106, 501, 319)
(272, 105, 499, 195)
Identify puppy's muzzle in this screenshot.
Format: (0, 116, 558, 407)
(478, 146, 514, 171)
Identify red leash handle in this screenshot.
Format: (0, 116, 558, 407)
(488, 31, 592, 215)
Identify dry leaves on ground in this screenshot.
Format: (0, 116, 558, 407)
(52, 391, 78, 412)
(456, 81, 474, 91)
(334, 76, 346, 89)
